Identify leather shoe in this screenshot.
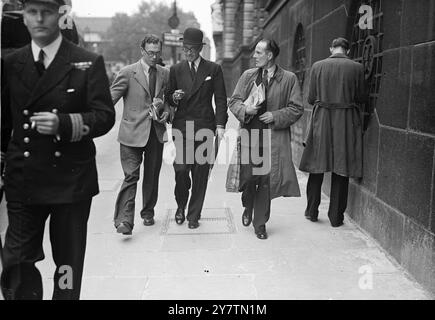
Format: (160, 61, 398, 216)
(175, 208, 185, 225)
(143, 217, 155, 226)
(256, 231, 268, 240)
(116, 222, 132, 235)
(242, 209, 253, 227)
(305, 212, 318, 222)
(188, 221, 200, 229)
(255, 226, 268, 240)
(331, 221, 344, 228)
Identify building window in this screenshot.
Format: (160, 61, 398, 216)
(292, 23, 306, 88)
(350, 0, 384, 112)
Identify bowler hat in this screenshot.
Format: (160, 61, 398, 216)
(21, 0, 66, 7)
(181, 28, 206, 46)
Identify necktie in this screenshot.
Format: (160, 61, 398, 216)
(190, 63, 197, 81)
(149, 66, 157, 99)
(35, 49, 46, 76)
(262, 69, 269, 87)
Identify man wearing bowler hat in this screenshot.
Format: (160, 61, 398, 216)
(0, 0, 115, 299)
(166, 28, 228, 229)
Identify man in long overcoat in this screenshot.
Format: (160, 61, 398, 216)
(299, 38, 368, 227)
(0, 0, 115, 299)
(229, 38, 304, 240)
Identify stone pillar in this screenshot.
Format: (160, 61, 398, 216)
(211, 0, 224, 63)
(223, 0, 239, 59)
(243, 0, 255, 46)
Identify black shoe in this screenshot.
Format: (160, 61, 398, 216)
(255, 226, 268, 240)
(331, 221, 344, 228)
(175, 208, 185, 225)
(188, 221, 200, 229)
(256, 231, 268, 240)
(305, 212, 318, 222)
(242, 209, 253, 227)
(143, 217, 155, 226)
(116, 222, 132, 235)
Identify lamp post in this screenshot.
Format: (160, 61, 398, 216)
(168, 0, 180, 64)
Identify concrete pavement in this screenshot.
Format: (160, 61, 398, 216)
(0, 108, 432, 300)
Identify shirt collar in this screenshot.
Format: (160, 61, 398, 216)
(141, 58, 151, 73)
(263, 64, 277, 78)
(31, 33, 62, 64)
(329, 53, 349, 59)
(268, 65, 277, 77)
(190, 56, 202, 69)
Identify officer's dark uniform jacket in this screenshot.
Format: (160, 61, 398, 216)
(1, 38, 115, 205)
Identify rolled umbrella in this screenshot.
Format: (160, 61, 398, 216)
(208, 134, 222, 180)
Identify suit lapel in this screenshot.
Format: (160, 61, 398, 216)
(27, 39, 74, 107)
(13, 45, 39, 95)
(188, 58, 209, 101)
(134, 61, 151, 97)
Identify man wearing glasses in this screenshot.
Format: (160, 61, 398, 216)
(111, 35, 171, 235)
(166, 28, 228, 230)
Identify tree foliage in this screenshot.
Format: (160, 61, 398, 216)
(104, 0, 200, 64)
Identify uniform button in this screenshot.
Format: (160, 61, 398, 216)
(24, 152, 30, 158)
(23, 110, 29, 116)
(55, 151, 62, 158)
(24, 137, 30, 144)
(23, 123, 30, 130)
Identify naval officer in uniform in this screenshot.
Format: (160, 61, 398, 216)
(0, 0, 115, 300)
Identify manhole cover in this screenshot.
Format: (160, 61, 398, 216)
(161, 208, 236, 236)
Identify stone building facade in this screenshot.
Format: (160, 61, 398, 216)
(213, 0, 435, 294)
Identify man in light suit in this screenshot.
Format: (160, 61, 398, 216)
(166, 28, 228, 229)
(0, 0, 115, 299)
(111, 35, 171, 235)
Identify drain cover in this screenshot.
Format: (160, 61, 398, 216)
(161, 208, 236, 236)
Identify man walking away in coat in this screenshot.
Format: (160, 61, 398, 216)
(166, 28, 228, 230)
(111, 35, 171, 236)
(299, 37, 368, 227)
(0, 0, 115, 300)
(228, 38, 304, 240)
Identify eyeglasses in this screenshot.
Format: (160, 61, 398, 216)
(182, 46, 200, 54)
(143, 49, 161, 57)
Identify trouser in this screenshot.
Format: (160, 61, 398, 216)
(238, 124, 271, 233)
(241, 173, 271, 232)
(1, 199, 92, 300)
(173, 137, 212, 222)
(305, 173, 349, 226)
(114, 126, 163, 229)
